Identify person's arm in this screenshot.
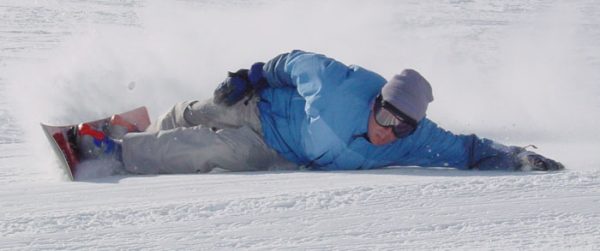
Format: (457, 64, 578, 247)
(261, 50, 362, 164)
(399, 119, 521, 170)
(399, 119, 563, 171)
(261, 50, 352, 106)
(213, 50, 348, 107)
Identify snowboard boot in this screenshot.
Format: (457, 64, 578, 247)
(76, 122, 123, 162)
(75, 121, 130, 176)
(76, 113, 142, 161)
(516, 150, 565, 171)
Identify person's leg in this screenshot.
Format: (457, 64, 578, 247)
(144, 101, 195, 132)
(121, 97, 296, 174)
(121, 124, 286, 174)
(183, 98, 263, 133)
(145, 97, 262, 133)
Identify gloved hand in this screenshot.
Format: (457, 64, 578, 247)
(213, 62, 267, 106)
(517, 151, 565, 171)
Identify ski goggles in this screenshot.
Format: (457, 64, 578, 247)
(373, 95, 418, 138)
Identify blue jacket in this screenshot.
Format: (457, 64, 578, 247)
(257, 50, 521, 170)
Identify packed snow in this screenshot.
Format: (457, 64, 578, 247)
(1, 1, 599, 250)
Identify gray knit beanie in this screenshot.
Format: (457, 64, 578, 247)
(380, 69, 434, 122)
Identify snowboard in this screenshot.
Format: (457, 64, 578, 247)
(40, 107, 151, 181)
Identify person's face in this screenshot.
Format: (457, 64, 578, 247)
(367, 105, 398, 145)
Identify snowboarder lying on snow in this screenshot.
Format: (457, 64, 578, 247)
(81, 50, 564, 174)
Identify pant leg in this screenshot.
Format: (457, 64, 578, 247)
(183, 98, 263, 134)
(144, 101, 195, 132)
(145, 97, 262, 133)
(121, 98, 297, 174)
(121, 125, 288, 174)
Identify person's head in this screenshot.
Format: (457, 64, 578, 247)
(367, 69, 434, 145)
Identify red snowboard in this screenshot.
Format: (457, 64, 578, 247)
(40, 107, 151, 181)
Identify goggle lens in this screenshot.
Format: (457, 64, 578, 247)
(373, 99, 416, 138)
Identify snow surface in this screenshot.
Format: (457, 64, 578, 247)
(1, 0, 599, 250)
(2, 168, 599, 250)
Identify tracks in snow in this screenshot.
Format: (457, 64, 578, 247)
(1, 168, 599, 249)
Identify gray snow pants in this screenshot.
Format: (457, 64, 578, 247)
(120, 98, 297, 174)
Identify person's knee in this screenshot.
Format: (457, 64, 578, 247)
(183, 100, 201, 126)
(147, 101, 196, 131)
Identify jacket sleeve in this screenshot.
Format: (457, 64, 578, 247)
(261, 50, 350, 110)
(404, 119, 523, 170)
(262, 50, 331, 88)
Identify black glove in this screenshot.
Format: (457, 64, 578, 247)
(213, 62, 267, 106)
(517, 151, 565, 171)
